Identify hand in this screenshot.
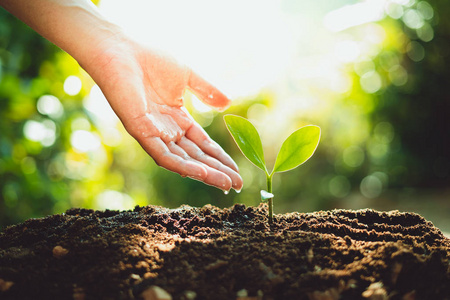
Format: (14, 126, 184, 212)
(85, 40, 243, 192)
(0, 0, 242, 192)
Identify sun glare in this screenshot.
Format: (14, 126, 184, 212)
(95, 0, 432, 153)
(98, 0, 295, 99)
(323, 0, 385, 32)
(84, 0, 436, 207)
(95, 0, 423, 102)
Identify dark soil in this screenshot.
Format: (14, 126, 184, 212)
(0, 204, 449, 300)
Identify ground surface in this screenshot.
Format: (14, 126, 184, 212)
(0, 204, 449, 300)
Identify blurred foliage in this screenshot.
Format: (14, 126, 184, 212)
(1, 0, 449, 228)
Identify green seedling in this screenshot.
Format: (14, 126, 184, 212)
(224, 114, 321, 224)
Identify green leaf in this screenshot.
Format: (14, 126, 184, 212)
(272, 125, 321, 174)
(224, 115, 267, 173)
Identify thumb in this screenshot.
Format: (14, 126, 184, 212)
(187, 70, 231, 112)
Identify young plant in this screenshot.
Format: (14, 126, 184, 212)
(224, 114, 321, 224)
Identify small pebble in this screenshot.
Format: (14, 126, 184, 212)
(308, 288, 340, 300)
(236, 289, 264, 299)
(141, 285, 172, 300)
(362, 282, 388, 300)
(53, 245, 69, 259)
(402, 290, 416, 300)
(182, 290, 197, 300)
(307, 248, 314, 263)
(130, 274, 141, 280)
(205, 260, 227, 271)
(73, 287, 85, 300)
(0, 279, 14, 292)
(236, 289, 248, 297)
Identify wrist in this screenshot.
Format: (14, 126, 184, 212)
(0, 0, 131, 79)
(80, 31, 141, 88)
(78, 25, 129, 72)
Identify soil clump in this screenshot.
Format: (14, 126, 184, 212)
(0, 204, 449, 299)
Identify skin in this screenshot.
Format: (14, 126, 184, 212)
(0, 0, 243, 192)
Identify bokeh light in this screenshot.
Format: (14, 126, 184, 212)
(23, 119, 57, 147)
(360, 174, 383, 198)
(63, 75, 82, 96)
(70, 130, 101, 153)
(37, 95, 64, 119)
(95, 190, 135, 210)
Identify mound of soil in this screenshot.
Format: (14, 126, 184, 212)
(0, 203, 449, 300)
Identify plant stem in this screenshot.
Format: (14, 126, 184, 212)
(266, 174, 273, 224)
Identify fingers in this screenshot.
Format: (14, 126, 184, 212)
(137, 136, 236, 192)
(167, 141, 234, 191)
(140, 137, 208, 181)
(186, 123, 239, 172)
(187, 70, 231, 111)
(177, 137, 243, 192)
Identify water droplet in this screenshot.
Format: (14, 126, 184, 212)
(223, 189, 229, 195)
(235, 188, 242, 194)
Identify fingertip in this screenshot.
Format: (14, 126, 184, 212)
(184, 160, 232, 192)
(219, 174, 233, 192)
(185, 161, 208, 181)
(188, 71, 231, 111)
(217, 152, 239, 174)
(211, 94, 231, 112)
(228, 158, 239, 173)
(208, 172, 232, 192)
(232, 174, 244, 192)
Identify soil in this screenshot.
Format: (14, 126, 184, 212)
(0, 203, 449, 300)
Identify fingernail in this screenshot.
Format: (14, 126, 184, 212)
(233, 180, 243, 193)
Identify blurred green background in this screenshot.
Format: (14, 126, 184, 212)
(0, 0, 449, 232)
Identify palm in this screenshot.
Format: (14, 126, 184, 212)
(90, 44, 242, 192)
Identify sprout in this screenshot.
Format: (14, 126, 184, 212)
(224, 115, 321, 224)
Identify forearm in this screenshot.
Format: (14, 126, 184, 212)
(0, 0, 123, 71)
